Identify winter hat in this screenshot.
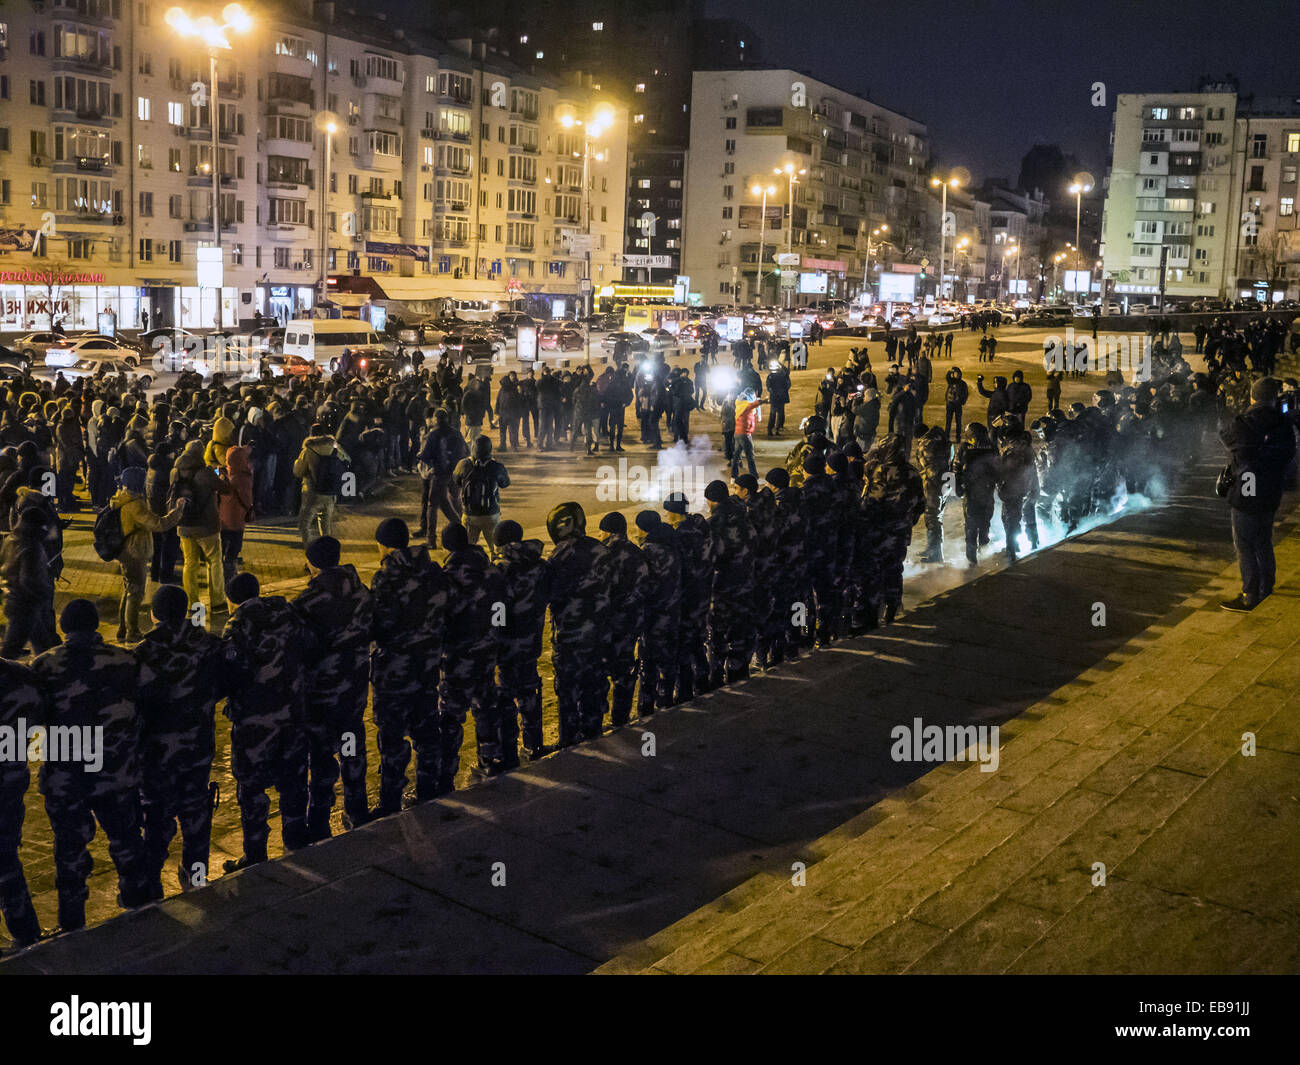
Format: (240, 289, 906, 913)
(598, 512, 627, 535)
(119, 466, 147, 495)
(305, 536, 341, 569)
(734, 474, 759, 493)
(60, 598, 99, 635)
(765, 468, 790, 489)
(662, 491, 689, 515)
(1251, 377, 1280, 403)
(374, 517, 409, 549)
(441, 523, 469, 551)
(803, 453, 826, 476)
(494, 520, 523, 546)
(227, 572, 260, 605)
(634, 510, 661, 533)
(151, 584, 189, 624)
(703, 479, 729, 503)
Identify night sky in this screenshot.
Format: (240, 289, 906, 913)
(707, 0, 1300, 185)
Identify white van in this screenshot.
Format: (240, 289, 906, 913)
(282, 318, 392, 374)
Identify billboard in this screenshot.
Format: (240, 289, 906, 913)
(1065, 270, 1090, 293)
(878, 272, 917, 303)
(798, 272, 828, 294)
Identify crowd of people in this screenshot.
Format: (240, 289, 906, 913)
(0, 311, 1296, 950)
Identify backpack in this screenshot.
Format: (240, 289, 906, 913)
(313, 450, 346, 495)
(460, 460, 498, 514)
(93, 503, 127, 561)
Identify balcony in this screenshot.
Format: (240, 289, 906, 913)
(265, 76, 314, 108)
(435, 163, 471, 176)
(183, 220, 213, 232)
(506, 242, 535, 253)
(266, 171, 312, 190)
(360, 190, 392, 200)
(53, 52, 113, 74)
(439, 89, 473, 107)
(435, 201, 469, 213)
(187, 124, 238, 145)
(510, 142, 540, 155)
(74, 155, 110, 172)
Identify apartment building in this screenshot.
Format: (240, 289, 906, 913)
(1101, 85, 1300, 302)
(681, 68, 928, 306)
(0, 0, 627, 332)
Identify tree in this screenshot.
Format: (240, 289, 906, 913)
(33, 260, 74, 331)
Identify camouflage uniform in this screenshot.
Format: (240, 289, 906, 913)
(707, 495, 757, 685)
(494, 540, 550, 756)
(799, 472, 840, 645)
(772, 485, 808, 657)
(636, 524, 681, 715)
(743, 487, 780, 667)
(669, 513, 712, 700)
(221, 596, 311, 860)
(861, 435, 925, 623)
(996, 429, 1040, 559)
(33, 633, 149, 931)
(916, 427, 952, 561)
(294, 564, 374, 831)
(440, 546, 506, 780)
(371, 546, 448, 810)
(953, 434, 999, 565)
(0, 660, 42, 945)
(547, 535, 612, 745)
(602, 533, 649, 725)
(134, 621, 226, 892)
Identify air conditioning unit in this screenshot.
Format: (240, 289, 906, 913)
(348, 115, 360, 126)
(420, 164, 431, 172)
(30, 155, 46, 167)
(112, 214, 124, 226)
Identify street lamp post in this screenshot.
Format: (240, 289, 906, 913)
(931, 173, 962, 303)
(751, 181, 777, 305)
(561, 106, 612, 364)
(315, 113, 339, 308)
(1068, 175, 1093, 298)
(775, 163, 805, 309)
(166, 4, 253, 330)
(862, 224, 888, 307)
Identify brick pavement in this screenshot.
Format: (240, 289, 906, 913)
(5, 326, 1286, 957)
(7, 450, 1292, 973)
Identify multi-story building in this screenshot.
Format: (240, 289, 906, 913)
(1101, 84, 1300, 302)
(0, 0, 627, 332)
(681, 68, 928, 306)
(427, 1, 760, 287)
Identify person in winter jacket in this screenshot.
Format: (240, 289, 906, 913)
(218, 444, 254, 593)
(731, 390, 762, 479)
(170, 439, 231, 617)
(0, 508, 58, 658)
(1007, 370, 1033, 423)
(204, 415, 235, 469)
(1219, 377, 1297, 611)
(293, 424, 350, 550)
(977, 374, 1010, 438)
(943, 367, 970, 439)
(110, 466, 185, 642)
(453, 434, 510, 550)
(953, 421, 999, 566)
(416, 408, 469, 543)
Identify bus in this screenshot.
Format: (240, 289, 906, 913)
(618, 304, 692, 334)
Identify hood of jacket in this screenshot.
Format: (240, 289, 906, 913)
(495, 539, 544, 566)
(212, 416, 235, 445)
(175, 441, 206, 475)
(225, 443, 252, 475)
(304, 434, 336, 456)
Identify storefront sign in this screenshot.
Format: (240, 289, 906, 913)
(0, 228, 40, 253)
(0, 269, 108, 284)
(802, 258, 847, 273)
(365, 241, 430, 262)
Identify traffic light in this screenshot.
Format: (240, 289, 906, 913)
(919, 267, 927, 279)
(773, 267, 781, 276)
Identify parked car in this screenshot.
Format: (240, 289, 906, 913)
(1096, 301, 1123, 315)
(282, 318, 393, 374)
(1018, 309, 1072, 327)
(1190, 298, 1228, 313)
(42, 335, 144, 368)
(640, 328, 677, 348)
(9, 332, 69, 366)
(0, 343, 34, 374)
(539, 325, 585, 352)
(442, 332, 498, 364)
(1128, 303, 1150, 315)
(601, 331, 651, 354)
(42, 357, 154, 389)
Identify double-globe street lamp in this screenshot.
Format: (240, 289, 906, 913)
(750, 181, 777, 305)
(862, 224, 890, 307)
(1068, 173, 1094, 298)
(560, 105, 614, 362)
(315, 112, 340, 306)
(931, 170, 965, 302)
(165, 4, 254, 330)
(775, 162, 805, 308)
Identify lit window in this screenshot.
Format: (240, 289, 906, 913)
(1282, 198, 1295, 217)
(635, 83, 645, 93)
(535, 51, 544, 59)
(1288, 133, 1300, 153)
(520, 35, 528, 43)
(633, 114, 644, 124)
(592, 22, 603, 31)
(137, 96, 151, 120)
